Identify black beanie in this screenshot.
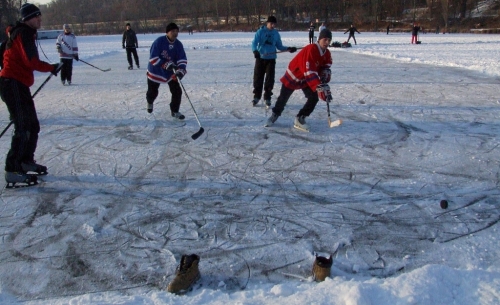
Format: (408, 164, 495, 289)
(318, 29, 332, 40)
(166, 23, 179, 33)
(20, 3, 41, 22)
(126, 23, 131, 27)
(266, 16, 277, 23)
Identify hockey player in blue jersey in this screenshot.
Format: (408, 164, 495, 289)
(146, 23, 187, 120)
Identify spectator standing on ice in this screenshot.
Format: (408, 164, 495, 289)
(56, 24, 78, 85)
(344, 24, 360, 45)
(319, 22, 326, 34)
(0, 3, 60, 187)
(265, 29, 333, 132)
(122, 23, 139, 70)
(146, 23, 187, 120)
(308, 21, 315, 44)
(411, 23, 421, 44)
(251, 16, 296, 108)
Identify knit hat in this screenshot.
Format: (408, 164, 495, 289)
(63, 24, 71, 30)
(318, 29, 332, 40)
(166, 23, 179, 33)
(20, 3, 41, 22)
(266, 16, 277, 24)
(126, 23, 131, 27)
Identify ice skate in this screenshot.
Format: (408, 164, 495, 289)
(294, 115, 310, 132)
(167, 254, 200, 294)
(252, 98, 259, 107)
(5, 172, 38, 189)
(21, 161, 48, 175)
(265, 112, 279, 127)
(147, 102, 153, 114)
(128, 66, 133, 70)
(264, 99, 271, 109)
(171, 112, 185, 120)
(312, 254, 333, 282)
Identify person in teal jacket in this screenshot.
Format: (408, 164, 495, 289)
(251, 16, 296, 108)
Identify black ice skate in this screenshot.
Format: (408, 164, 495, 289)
(5, 172, 38, 188)
(171, 112, 185, 120)
(21, 161, 48, 175)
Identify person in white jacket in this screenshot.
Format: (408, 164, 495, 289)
(56, 24, 78, 85)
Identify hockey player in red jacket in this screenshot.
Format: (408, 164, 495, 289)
(0, 3, 59, 187)
(265, 29, 333, 132)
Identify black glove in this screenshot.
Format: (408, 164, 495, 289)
(174, 69, 185, 81)
(56, 46, 62, 54)
(287, 47, 297, 53)
(253, 50, 260, 59)
(122, 45, 125, 49)
(74, 54, 79, 61)
(51, 63, 60, 76)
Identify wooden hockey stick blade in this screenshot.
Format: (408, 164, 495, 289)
(328, 118, 342, 128)
(191, 127, 205, 140)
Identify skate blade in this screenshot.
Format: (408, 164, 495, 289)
(293, 124, 310, 132)
(6, 180, 38, 189)
(328, 119, 343, 128)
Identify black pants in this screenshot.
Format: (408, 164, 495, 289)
(0, 77, 39, 172)
(309, 32, 314, 44)
(60, 58, 73, 83)
(347, 34, 357, 45)
(272, 84, 319, 117)
(126, 47, 139, 67)
(253, 58, 276, 101)
(146, 79, 182, 113)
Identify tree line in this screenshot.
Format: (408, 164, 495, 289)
(0, 0, 489, 37)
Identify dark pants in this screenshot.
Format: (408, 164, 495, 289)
(272, 84, 319, 117)
(309, 33, 314, 44)
(0, 78, 39, 172)
(347, 34, 357, 45)
(146, 79, 182, 113)
(253, 58, 276, 101)
(60, 58, 73, 82)
(126, 47, 139, 67)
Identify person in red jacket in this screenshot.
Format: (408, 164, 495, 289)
(265, 29, 333, 132)
(0, 3, 59, 187)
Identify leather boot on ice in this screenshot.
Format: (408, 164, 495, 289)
(312, 254, 333, 282)
(167, 254, 200, 294)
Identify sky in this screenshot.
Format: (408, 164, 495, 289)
(0, 31, 499, 304)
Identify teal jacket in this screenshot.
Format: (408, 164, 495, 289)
(252, 26, 288, 60)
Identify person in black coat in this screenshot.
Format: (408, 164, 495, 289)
(411, 23, 421, 44)
(122, 23, 139, 69)
(344, 24, 360, 45)
(308, 22, 315, 44)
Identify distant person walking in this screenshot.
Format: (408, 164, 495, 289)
(146, 23, 187, 120)
(122, 23, 139, 70)
(0, 3, 60, 187)
(387, 24, 390, 35)
(308, 22, 315, 44)
(411, 23, 421, 44)
(251, 16, 296, 108)
(56, 24, 78, 85)
(319, 23, 326, 34)
(344, 24, 360, 45)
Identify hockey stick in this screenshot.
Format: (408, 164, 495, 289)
(0, 63, 63, 139)
(174, 71, 205, 140)
(326, 95, 342, 128)
(79, 59, 111, 72)
(263, 47, 304, 56)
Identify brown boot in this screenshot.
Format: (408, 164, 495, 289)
(167, 254, 201, 294)
(312, 254, 333, 282)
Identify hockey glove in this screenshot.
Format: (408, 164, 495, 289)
(287, 47, 297, 53)
(173, 69, 186, 81)
(122, 45, 125, 49)
(56, 46, 62, 54)
(317, 84, 332, 102)
(320, 68, 331, 83)
(74, 54, 79, 61)
(253, 50, 260, 59)
(50, 63, 60, 76)
(163, 61, 177, 71)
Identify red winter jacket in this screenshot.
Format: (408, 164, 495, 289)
(0, 22, 54, 87)
(280, 43, 332, 92)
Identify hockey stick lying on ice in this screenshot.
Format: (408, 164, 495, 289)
(326, 95, 342, 128)
(79, 59, 111, 72)
(0, 63, 64, 139)
(174, 70, 205, 140)
(263, 47, 304, 56)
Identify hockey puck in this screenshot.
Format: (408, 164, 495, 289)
(440, 200, 448, 209)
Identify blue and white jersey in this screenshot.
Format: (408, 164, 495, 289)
(147, 35, 187, 83)
(56, 32, 78, 59)
(252, 26, 288, 60)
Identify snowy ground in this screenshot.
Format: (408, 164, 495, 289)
(0, 31, 499, 304)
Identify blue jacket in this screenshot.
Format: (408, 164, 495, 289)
(147, 35, 187, 83)
(252, 26, 288, 60)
